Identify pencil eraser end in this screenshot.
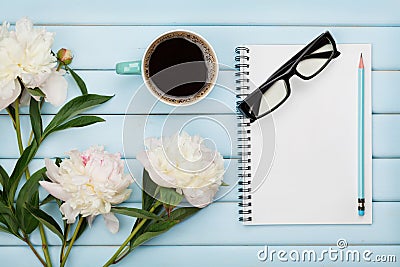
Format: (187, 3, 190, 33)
(358, 210, 365, 216)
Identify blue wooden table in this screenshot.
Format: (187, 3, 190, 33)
(1, 0, 400, 266)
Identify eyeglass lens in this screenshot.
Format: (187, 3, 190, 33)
(296, 37, 334, 78)
(241, 36, 335, 119)
(258, 80, 288, 117)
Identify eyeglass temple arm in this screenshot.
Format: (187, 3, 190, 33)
(264, 32, 340, 82)
(303, 51, 340, 60)
(266, 39, 323, 78)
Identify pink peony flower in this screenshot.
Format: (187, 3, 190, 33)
(40, 146, 133, 233)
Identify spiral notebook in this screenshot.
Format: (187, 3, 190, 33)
(236, 43, 372, 225)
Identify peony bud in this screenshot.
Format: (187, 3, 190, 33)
(57, 48, 73, 65)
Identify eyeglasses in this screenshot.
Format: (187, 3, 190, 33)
(237, 31, 341, 122)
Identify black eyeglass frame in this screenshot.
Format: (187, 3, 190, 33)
(237, 31, 341, 122)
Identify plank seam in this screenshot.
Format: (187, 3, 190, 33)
(10, 24, 400, 27)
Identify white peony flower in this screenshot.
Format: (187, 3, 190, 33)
(40, 146, 134, 233)
(137, 132, 225, 208)
(37, 69, 68, 106)
(0, 22, 20, 110)
(12, 17, 56, 79)
(0, 17, 68, 110)
(0, 21, 9, 38)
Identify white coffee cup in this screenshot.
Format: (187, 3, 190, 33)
(116, 30, 219, 106)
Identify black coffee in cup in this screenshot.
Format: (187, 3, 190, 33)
(143, 31, 218, 105)
(148, 37, 208, 97)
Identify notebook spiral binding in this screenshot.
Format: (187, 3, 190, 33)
(235, 46, 252, 222)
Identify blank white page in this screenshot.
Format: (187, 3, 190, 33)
(244, 44, 372, 225)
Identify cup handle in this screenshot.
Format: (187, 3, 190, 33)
(116, 61, 142, 75)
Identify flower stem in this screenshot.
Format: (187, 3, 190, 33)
(39, 224, 52, 267)
(103, 202, 161, 267)
(104, 218, 147, 267)
(13, 99, 31, 180)
(27, 130, 34, 146)
(113, 247, 130, 264)
(24, 234, 47, 267)
(14, 95, 50, 265)
(14, 99, 24, 155)
(61, 217, 84, 267)
(60, 223, 70, 264)
(56, 62, 63, 71)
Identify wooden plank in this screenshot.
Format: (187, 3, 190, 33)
(0, 158, 239, 204)
(6, 26, 396, 70)
(21, 202, 400, 246)
(0, 114, 238, 158)
(1, 0, 399, 26)
(0, 70, 396, 115)
(1, 158, 397, 202)
(373, 115, 400, 158)
(373, 159, 400, 201)
(6, 70, 237, 116)
(5, 114, 400, 159)
(372, 71, 400, 114)
(1, 1, 397, 264)
(0, 245, 398, 266)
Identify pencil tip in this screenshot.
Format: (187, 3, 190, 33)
(359, 53, 364, 69)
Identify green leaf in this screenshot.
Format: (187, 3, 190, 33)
(27, 87, 46, 97)
(40, 194, 55, 206)
(166, 207, 200, 222)
(29, 97, 43, 145)
(0, 213, 20, 237)
(17, 168, 46, 201)
(52, 116, 105, 133)
(111, 207, 162, 220)
(25, 204, 64, 242)
(146, 220, 179, 232)
(0, 165, 9, 187)
(43, 94, 113, 137)
(0, 215, 20, 239)
(128, 207, 200, 251)
(0, 223, 13, 235)
(16, 168, 46, 233)
(24, 193, 40, 234)
(129, 205, 164, 248)
(221, 181, 229, 186)
(0, 165, 9, 200)
(142, 169, 158, 211)
(8, 142, 38, 204)
(67, 66, 88, 95)
(5, 106, 16, 129)
(159, 187, 183, 207)
(130, 220, 178, 250)
(131, 231, 165, 250)
(0, 200, 12, 215)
